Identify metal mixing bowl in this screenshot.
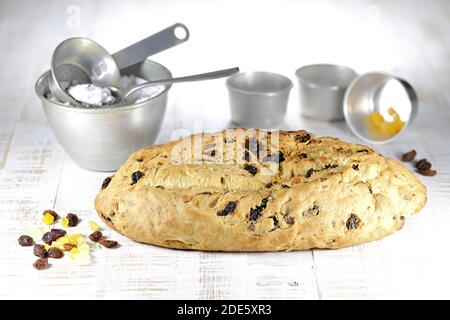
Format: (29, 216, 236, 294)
(35, 59, 172, 171)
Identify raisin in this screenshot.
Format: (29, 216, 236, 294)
(99, 239, 119, 248)
(18, 235, 34, 247)
(302, 204, 320, 217)
(217, 201, 237, 216)
(281, 184, 290, 189)
(401, 150, 416, 162)
(323, 164, 338, 170)
(284, 214, 295, 225)
(32, 258, 49, 270)
(50, 229, 66, 240)
(346, 214, 360, 230)
(418, 169, 437, 176)
(244, 164, 258, 175)
(416, 159, 432, 170)
(89, 231, 103, 242)
(66, 213, 79, 227)
(198, 191, 212, 195)
(131, 171, 144, 185)
(242, 150, 250, 162)
(63, 243, 77, 251)
(352, 164, 359, 171)
(357, 149, 369, 153)
(249, 198, 269, 221)
(270, 216, 279, 231)
(48, 247, 64, 259)
(305, 168, 314, 178)
(299, 153, 308, 159)
(42, 232, 55, 245)
(101, 176, 112, 189)
(42, 210, 59, 220)
(295, 133, 311, 143)
(155, 185, 164, 189)
(204, 149, 216, 157)
(33, 244, 47, 258)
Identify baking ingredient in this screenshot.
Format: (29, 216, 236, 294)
(50, 228, 67, 239)
(89, 221, 100, 232)
(401, 150, 417, 162)
(66, 213, 79, 227)
(99, 239, 119, 248)
(61, 217, 69, 228)
(42, 231, 55, 245)
(48, 247, 64, 259)
(368, 107, 405, 136)
(32, 258, 49, 270)
(131, 171, 144, 185)
(67, 83, 116, 106)
(89, 231, 102, 242)
(417, 168, 437, 176)
(33, 244, 47, 258)
(42, 212, 55, 225)
(18, 235, 34, 247)
(416, 159, 432, 170)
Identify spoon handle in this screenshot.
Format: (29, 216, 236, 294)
(124, 67, 240, 99)
(112, 23, 190, 70)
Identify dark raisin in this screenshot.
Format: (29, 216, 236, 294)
(368, 186, 373, 194)
(249, 198, 269, 221)
(401, 150, 416, 162)
(155, 185, 164, 189)
(323, 164, 338, 170)
(357, 149, 369, 153)
(416, 159, 432, 170)
(281, 184, 290, 189)
(418, 168, 437, 176)
(346, 214, 361, 230)
(33, 244, 47, 258)
(302, 204, 320, 217)
(295, 132, 311, 143)
(99, 239, 119, 248)
(299, 153, 308, 159)
(265, 183, 273, 188)
(18, 235, 34, 247)
(352, 164, 359, 171)
(284, 214, 295, 225)
(217, 201, 237, 216)
(131, 171, 144, 185)
(42, 232, 55, 245)
(32, 258, 49, 270)
(101, 177, 112, 189)
(243, 164, 258, 175)
(50, 229, 66, 240)
(270, 216, 279, 231)
(43, 209, 59, 220)
(63, 243, 77, 251)
(305, 168, 314, 178)
(66, 213, 79, 227)
(48, 247, 64, 259)
(198, 191, 212, 195)
(89, 231, 103, 242)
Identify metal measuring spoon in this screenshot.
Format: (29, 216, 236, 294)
(72, 67, 239, 107)
(49, 23, 190, 107)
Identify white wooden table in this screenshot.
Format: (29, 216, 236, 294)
(1, 0, 449, 299)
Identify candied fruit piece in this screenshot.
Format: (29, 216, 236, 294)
(89, 221, 100, 232)
(42, 212, 55, 225)
(61, 217, 69, 228)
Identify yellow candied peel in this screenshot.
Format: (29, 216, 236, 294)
(367, 107, 405, 136)
(42, 212, 55, 225)
(89, 221, 100, 232)
(61, 217, 69, 228)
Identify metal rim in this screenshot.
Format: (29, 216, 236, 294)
(226, 71, 293, 97)
(295, 64, 358, 91)
(343, 71, 418, 145)
(36, 60, 173, 113)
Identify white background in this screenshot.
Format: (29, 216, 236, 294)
(0, 0, 449, 299)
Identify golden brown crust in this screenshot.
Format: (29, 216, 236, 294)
(94, 129, 427, 251)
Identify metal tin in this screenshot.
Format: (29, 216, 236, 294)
(35, 59, 172, 172)
(226, 71, 292, 128)
(295, 64, 358, 121)
(343, 71, 418, 144)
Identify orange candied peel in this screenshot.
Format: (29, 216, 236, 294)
(367, 107, 405, 136)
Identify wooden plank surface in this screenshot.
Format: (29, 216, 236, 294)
(0, 0, 449, 299)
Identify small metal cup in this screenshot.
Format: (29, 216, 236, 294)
(343, 71, 418, 144)
(295, 64, 358, 121)
(226, 71, 292, 128)
(35, 59, 172, 172)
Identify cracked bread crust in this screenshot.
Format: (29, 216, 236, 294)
(94, 129, 427, 251)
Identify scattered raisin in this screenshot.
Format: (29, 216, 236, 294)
(357, 149, 369, 153)
(63, 243, 77, 251)
(89, 231, 103, 242)
(33, 244, 47, 258)
(296, 133, 311, 143)
(305, 168, 314, 178)
(101, 177, 112, 189)
(352, 164, 359, 171)
(418, 169, 437, 176)
(281, 184, 290, 189)
(18, 235, 34, 247)
(249, 198, 269, 221)
(131, 171, 144, 185)
(401, 150, 416, 162)
(48, 247, 64, 259)
(50, 229, 66, 240)
(32, 258, 49, 270)
(66, 213, 79, 227)
(346, 214, 361, 230)
(42, 232, 55, 245)
(43, 209, 59, 220)
(99, 239, 119, 248)
(299, 153, 308, 159)
(243, 164, 258, 175)
(416, 159, 432, 171)
(302, 204, 320, 217)
(217, 201, 237, 216)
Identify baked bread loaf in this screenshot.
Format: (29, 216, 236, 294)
(95, 129, 427, 251)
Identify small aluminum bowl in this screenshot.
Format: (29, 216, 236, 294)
(226, 71, 292, 128)
(295, 64, 358, 121)
(35, 59, 172, 172)
(343, 71, 418, 144)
